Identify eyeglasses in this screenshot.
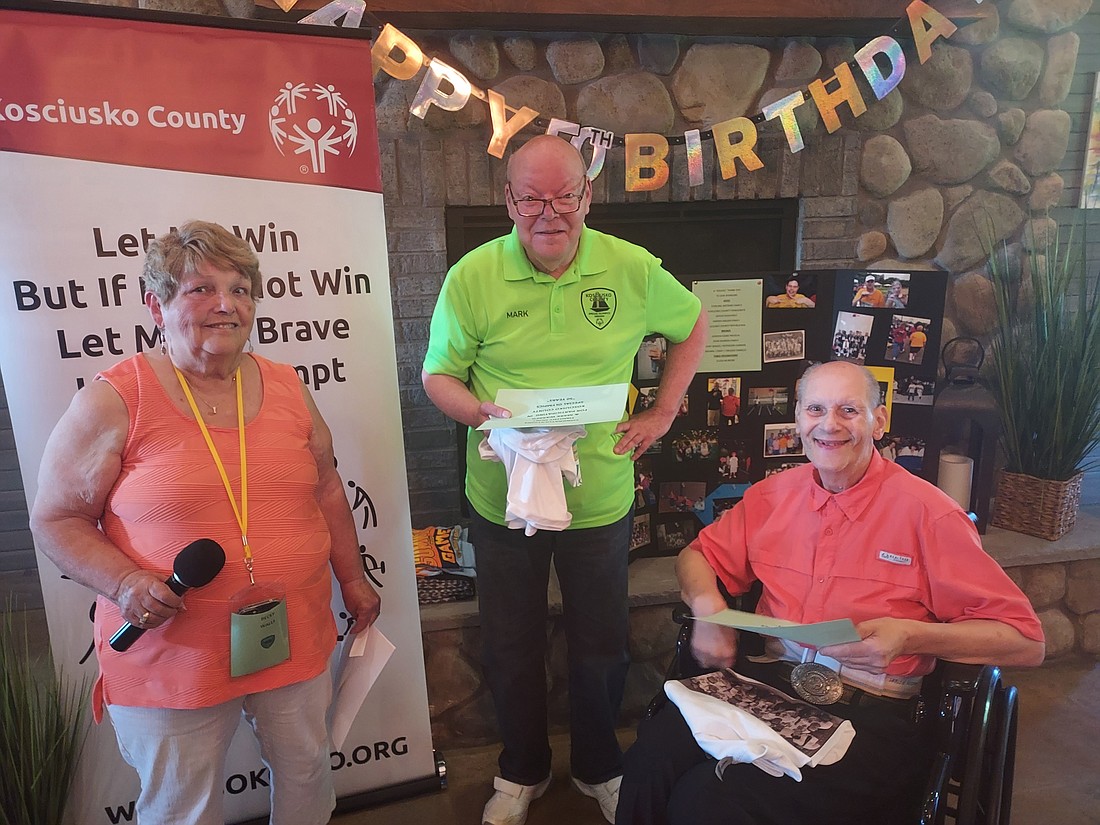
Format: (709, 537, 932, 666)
(506, 184, 586, 217)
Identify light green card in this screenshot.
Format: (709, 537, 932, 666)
(693, 608, 861, 647)
(477, 383, 629, 430)
(230, 599, 290, 677)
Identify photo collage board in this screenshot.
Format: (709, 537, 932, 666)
(629, 268, 949, 559)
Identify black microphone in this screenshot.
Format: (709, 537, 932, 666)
(109, 538, 226, 652)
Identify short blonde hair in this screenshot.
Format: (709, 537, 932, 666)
(142, 220, 262, 303)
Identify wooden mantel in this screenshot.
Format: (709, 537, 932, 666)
(255, 0, 992, 36)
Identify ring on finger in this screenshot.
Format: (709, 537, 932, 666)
(140, 611, 150, 626)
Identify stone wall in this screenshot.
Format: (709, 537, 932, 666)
(1009, 560, 1100, 656)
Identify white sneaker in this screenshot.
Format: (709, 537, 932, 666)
(571, 775, 621, 824)
(482, 775, 552, 825)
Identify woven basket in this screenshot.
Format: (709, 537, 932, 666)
(991, 470, 1083, 541)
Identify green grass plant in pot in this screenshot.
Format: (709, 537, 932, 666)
(0, 606, 87, 825)
(986, 220, 1100, 540)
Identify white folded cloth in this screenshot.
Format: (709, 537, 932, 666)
(665, 674, 856, 782)
(479, 426, 586, 536)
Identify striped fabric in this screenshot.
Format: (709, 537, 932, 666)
(92, 354, 335, 716)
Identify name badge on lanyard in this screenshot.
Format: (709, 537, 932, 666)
(229, 582, 290, 677)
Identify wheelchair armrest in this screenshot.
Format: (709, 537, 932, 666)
(938, 660, 985, 693)
(671, 603, 693, 626)
(644, 604, 717, 719)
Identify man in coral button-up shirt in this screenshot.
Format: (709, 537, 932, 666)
(617, 361, 1044, 825)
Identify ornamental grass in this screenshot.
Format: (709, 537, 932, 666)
(0, 603, 87, 825)
(986, 219, 1100, 481)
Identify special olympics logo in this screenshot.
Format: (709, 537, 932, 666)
(269, 82, 358, 174)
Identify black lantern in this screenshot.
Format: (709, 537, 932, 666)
(921, 337, 1000, 533)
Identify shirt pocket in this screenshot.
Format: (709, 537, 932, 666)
(831, 548, 927, 618)
(746, 544, 816, 608)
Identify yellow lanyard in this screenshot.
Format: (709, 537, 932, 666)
(174, 366, 253, 584)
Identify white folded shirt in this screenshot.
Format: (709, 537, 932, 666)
(479, 426, 586, 536)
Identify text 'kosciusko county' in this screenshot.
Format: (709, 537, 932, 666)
(0, 98, 245, 133)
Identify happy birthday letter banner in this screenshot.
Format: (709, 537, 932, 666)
(293, 0, 981, 190)
(0, 7, 436, 823)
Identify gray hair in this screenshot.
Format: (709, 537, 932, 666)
(142, 220, 262, 304)
(796, 361, 882, 410)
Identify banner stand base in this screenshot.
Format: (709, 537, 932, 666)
(231, 761, 446, 825)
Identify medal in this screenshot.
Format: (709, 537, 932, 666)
(790, 661, 843, 704)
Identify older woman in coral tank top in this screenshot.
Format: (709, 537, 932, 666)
(31, 220, 380, 825)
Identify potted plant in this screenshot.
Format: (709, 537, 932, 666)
(0, 604, 87, 825)
(985, 219, 1100, 540)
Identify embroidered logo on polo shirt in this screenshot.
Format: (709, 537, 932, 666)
(580, 287, 617, 329)
(878, 550, 912, 566)
(506, 309, 529, 318)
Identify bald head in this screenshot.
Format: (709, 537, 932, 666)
(507, 135, 587, 184)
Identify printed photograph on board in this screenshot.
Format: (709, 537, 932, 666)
(832, 312, 874, 364)
(885, 314, 932, 365)
(636, 385, 659, 412)
(895, 376, 936, 406)
(764, 273, 817, 309)
(637, 334, 667, 380)
(711, 496, 740, 522)
(879, 273, 911, 309)
(717, 439, 751, 482)
(630, 513, 651, 552)
(879, 435, 926, 473)
(851, 273, 888, 308)
(659, 481, 707, 514)
(763, 423, 803, 458)
(656, 518, 698, 554)
(708, 377, 741, 426)
(635, 457, 657, 510)
(866, 365, 894, 432)
(763, 329, 805, 363)
(672, 429, 719, 463)
(747, 386, 790, 417)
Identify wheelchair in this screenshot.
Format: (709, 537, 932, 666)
(649, 605, 1020, 825)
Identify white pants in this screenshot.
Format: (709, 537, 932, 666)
(108, 671, 335, 825)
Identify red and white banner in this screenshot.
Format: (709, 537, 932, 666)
(0, 7, 435, 824)
(0, 8, 381, 189)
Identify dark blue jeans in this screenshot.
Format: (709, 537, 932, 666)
(470, 508, 632, 787)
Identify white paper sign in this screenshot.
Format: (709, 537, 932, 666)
(477, 383, 629, 430)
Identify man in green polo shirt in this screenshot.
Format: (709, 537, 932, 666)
(422, 135, 707, 825)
